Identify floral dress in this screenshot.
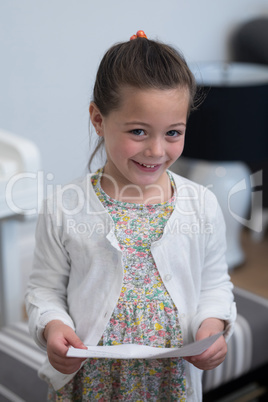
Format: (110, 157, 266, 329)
(48, 169, 186, 401)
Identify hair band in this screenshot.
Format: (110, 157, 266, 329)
(130, 30, 147, 40)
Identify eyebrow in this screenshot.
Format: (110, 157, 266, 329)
(124, 122, 186, 127)
(169, 122, 187, 127)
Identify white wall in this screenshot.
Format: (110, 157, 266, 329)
(1, 0, 268, 185)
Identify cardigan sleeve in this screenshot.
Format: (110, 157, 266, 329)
(25, 199, 75, 350)
(190, 190, 237, 341)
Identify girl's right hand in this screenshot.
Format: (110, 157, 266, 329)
(44, 320, 87, 374)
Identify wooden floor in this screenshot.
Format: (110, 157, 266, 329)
(230, 229, 268, 299)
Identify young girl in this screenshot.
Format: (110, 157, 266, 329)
(26, 31, 236, 401)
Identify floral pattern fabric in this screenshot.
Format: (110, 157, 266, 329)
(48, 169, 186, 401)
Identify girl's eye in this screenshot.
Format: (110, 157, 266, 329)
(166, 130, 181, 137)
(131, 129, 145, 136)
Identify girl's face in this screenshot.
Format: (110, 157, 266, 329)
(91, 86, 189, 201)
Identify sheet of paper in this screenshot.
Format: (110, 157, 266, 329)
(67, 331, 224, 359)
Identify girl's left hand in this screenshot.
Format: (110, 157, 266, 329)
(184, 318, 227, 370)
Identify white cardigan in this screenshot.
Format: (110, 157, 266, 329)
(25, 171, 236, 400)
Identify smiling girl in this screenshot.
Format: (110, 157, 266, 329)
(26, 32, 236, 401)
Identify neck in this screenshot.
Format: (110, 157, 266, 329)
(100, 170, 173, 204)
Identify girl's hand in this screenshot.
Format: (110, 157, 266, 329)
(184, 318, 227, 370)
(44, 320, 87, 374)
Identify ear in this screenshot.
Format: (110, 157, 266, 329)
(89, 102, 104, 136)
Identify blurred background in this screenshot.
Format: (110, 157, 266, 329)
(1, 1, 268, 401)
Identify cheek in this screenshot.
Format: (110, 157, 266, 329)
(119, 141, 141, 157)
(170, 140, 185, 159)
(107, 139, 135, 161)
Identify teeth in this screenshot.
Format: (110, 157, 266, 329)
(140, 163, 156, 168)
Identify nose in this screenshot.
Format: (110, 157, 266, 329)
(144, 137, 165, 158)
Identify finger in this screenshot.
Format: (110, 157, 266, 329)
(64, 328, 87, 350)
(185, 347, 227, 370)
(51, 359, 85, 374)
(183, 336, 227, 369)
(189, 344, 225, 365)
(49, 351, 87, 373)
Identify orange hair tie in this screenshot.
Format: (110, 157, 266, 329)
(130, 30, 147, 40)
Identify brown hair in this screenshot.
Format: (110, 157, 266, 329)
(89, 37, 197, 171)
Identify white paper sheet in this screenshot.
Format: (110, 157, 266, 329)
(67, 331, 224, 359)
